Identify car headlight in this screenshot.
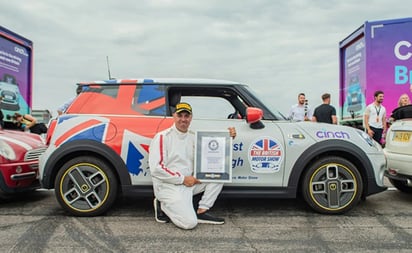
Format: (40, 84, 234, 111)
(356, 129, 381, 150)
(0, 140, 16, 160)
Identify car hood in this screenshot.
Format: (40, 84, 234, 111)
(0, 129, 45, 150)
(288, 121, 378, 151)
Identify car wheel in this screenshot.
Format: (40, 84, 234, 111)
(302, 156, 363, 214)
(54, 156, 118, 216)
(388, 178, 412, 193)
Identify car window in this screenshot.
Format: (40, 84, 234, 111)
(86, 85, 119, 98)
(74, 84, 166, 116)
(132, 84, 166, 116)
(182, 96, 237, 119)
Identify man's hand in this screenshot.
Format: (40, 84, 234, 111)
(228, 127, 236, 139)
(183, 176, 200, 187)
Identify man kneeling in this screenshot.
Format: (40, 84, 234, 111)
(148, 102, 236, 229)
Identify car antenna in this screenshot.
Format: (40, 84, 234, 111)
(106, 56, 115, 80)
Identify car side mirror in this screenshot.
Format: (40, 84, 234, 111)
(246, 107, 263, 124)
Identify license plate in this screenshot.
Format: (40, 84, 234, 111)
(393, 132, 411, 142)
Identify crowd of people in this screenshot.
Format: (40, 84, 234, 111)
(289, 90, 412, 147)
(289, 92, 337, 124)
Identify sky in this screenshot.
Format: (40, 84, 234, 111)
(1, 0, 411, 117)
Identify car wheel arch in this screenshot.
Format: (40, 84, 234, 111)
(288, 140, 373, 197)
(42, 140, 131, 189)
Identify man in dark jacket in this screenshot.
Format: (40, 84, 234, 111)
(312, 93, 337, 124)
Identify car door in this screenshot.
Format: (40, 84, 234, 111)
(184, 95, 286, 187)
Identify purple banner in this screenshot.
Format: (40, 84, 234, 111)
(0, 28, 32, 118)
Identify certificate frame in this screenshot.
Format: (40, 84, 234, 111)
(194, 130, 232, 183)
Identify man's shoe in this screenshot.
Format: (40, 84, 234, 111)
(197, 211, 225, 225)
(153, 198, 170, 223)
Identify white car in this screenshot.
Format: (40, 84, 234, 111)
(39, 78, 387, 216)
(384, 105, 412, 192)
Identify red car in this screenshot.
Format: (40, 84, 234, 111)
(0, 129, 47, 197)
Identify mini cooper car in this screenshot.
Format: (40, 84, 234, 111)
(0, 129, 47, 197)
(39, 78, 387, 216)
(384, 104, 412, 193)
(345, 76, 364, 114)
(0, 81, 21, 111)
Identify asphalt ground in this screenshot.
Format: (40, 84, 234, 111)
(0, 179, 411, 253)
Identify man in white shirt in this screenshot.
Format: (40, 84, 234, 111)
(57, 86, 82, 115)
(149, 102, 236, 229)
(363, 90, 387, 145)
(289, 93, 312, 121)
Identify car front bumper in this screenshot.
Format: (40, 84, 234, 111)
(384, 150, 412, 177)
(0, 161, 40, 192)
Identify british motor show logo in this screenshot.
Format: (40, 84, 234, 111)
(248, 137, 283, 173)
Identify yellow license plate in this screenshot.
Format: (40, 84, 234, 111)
(393, 132, 411, 142)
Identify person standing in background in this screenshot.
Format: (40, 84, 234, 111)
(389, 93, 412, 122)
(57, 86, 82, 115)
(363, 90, 386, 145)
(397, 93, 411, 107)
(12, 112, 47, 135)
(312, 93, 337, 124)
(289, 93, 312, 121)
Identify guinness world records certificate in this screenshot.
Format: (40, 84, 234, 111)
(194, 131, 232, 183)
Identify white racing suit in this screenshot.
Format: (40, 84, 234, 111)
(149, 125, 223, 229)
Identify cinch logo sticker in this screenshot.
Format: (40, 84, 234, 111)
(316, 130, 350, 139)
(248, 137, 283, 173)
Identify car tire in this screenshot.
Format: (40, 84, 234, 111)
(302, 156, 363, 214)
(388, 178, 412, 193)
(54, 156, 118, 216)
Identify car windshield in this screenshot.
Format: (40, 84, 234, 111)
(241, 85, 287, 120)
